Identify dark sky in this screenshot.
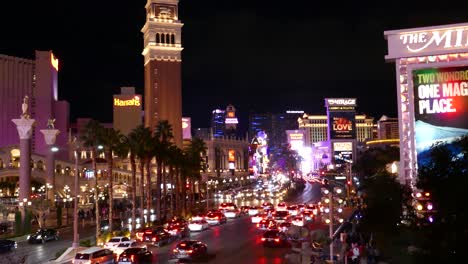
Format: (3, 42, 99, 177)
(2, 0, 468, 131)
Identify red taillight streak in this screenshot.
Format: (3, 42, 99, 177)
(275, 238, 280, 242)
(131, 255, 135, 262)
(261, 238, 266, 241)
(173, 249, 178, 253)
(187, 250, 193, 254)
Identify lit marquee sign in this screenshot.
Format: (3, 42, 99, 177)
(114, 96, 141, 107)
(225, 118, 239, 124)
(385, 23, 468, 59)
(326, 98, 356, 106)
(287, 130, 305, 151)
(50, 53, 59, 71)
(413, 66, 468, 167)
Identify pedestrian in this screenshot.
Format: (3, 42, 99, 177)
(349, 242, 361, 264)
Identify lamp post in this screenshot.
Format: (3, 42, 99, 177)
(72, 140, 80, 248)
(18, 198, 32, 234)
(322, 184, 345, 263)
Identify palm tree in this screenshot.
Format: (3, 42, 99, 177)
(80, 119, 103, 243)
(131, 125, 152, 227)
(154, 121, 174, 221)
(184, 138, 207, 208)
(126, 129, 143, 234)
(99, 127, 124, 233)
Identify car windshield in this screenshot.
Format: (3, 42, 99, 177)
(118, 243, 131, 247)
(109, 238, 121, 242)
(75, 253, 90, 260)
(264, 230, 279, 237)
(178, 242, 196, 250)
(123, 248, 144, 254)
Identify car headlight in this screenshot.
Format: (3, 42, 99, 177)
(37, 235, 42, 239)
(27, 235, 30, 240)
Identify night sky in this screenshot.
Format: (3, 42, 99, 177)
(2, 0, 468, 132)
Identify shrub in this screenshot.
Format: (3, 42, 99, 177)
(79, 239, 93, 247)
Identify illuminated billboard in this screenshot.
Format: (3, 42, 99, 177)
(413, 66, 468, 166)
(286, 130, 305, 151)
(328, 111, 356, 139)
(228, 150, 235, 162)
(182, 117, 192, 139)
(333, 142, 353, 164)
(113, 94, 142, 136)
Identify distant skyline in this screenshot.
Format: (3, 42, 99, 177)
(2, 0, 468, 131)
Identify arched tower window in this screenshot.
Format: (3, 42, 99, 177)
(156, 33, 160, 43)
(171, 34, 175, 44)
(161, 33, 165, 44)
(166, 34, 170, 44)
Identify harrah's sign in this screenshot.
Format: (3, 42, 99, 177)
(385, 23, 468, 59)
(114, 96, 141, 107)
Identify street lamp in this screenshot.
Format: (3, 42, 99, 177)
(321, 184, 346, 263)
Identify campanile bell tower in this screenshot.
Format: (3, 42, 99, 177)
(142, 0, 183, 147)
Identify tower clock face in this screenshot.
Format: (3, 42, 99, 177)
(155, 4, 177, 19)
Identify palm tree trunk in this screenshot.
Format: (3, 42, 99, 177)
(181, 174, 187, 217)
(156, 160, 162, 222)
(130, 155, 137, 236)
(92, 150, 100, 243)
(107, 150, 114, 233)
(168, 165, 174, 218)
(145, 158, 151, 225)
(174, 169, 180, 216)
(162, 163, 167, 220)
(139, 160, 145, 227)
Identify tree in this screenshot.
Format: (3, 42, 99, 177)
(30, 199, 52, 228)
(154, 121, 174, 221)
(269, 144, 300, 177)
(80, 119, 104, 243)
(119, 132, 138, 235)
(353, 146, 399, 179)
(99, 127, 124, 232)
(184, 137, 207, 207)
(414, 136, 467, 262)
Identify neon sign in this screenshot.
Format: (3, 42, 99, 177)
(114, 96, 141, 107)
(225, 118, 238, 124)
(385, 23, 468, 59)
(50, 53, 59, 71)
(326, 98, 356, 106)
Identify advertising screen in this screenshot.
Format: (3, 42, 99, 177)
(333, 142, 353, 164)
(328, 111, 356, 140)
(228, 150, 235, 162)
(182, 117, 192, 139)
(413, 66, 468, 166)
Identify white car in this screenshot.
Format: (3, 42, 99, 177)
(276, 202, 287, 211)
(104, 236, 131, 249)
(112, 241, 141, 257)
(188, 220, 210, 231)
(251, 214, 264, 224)
(191, 214, 205, 221)
(292, 216, 304, 227)
(224, 209, 240, 218)
(248, 207, 260, 216)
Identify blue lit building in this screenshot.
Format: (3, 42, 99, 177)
(211, 109, 226, 138)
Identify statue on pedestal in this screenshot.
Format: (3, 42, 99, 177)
(47, 118, 56, 129)
(21, 96, 30, 119)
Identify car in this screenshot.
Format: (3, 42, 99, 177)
(305, 204, 319, 215)
(27, 229, 59, 244)
(302, 211, 315, 221)
(218, 202, 237, 211)
(273, 210, 289, 223)
(257, 219, 277, 230)
(117, 247, 153, 264)
(276, 202, 287, 211)
(135, 227, 153, 242)
(261, 202, 274, 210)
(287, 205, 299, 216)
(205, 212, 227, 225)
(74, 247, 116, 264)
(142, 229, 173, 247)
(0, 239, 17, 253)
(172, 240, 208, 260)
(296, 204, 305, 212)
(104, 236, 131, 249)
(188, 220, 210, 232)
(112, 241, 141, 257)
(277, 222, 292, 233)
(248, 206, 261, 216)
(166, 220, 189, 239)
(190, 213, 206, 221)
(261, 230, 288, 247)
(251, 214, 265, 224)
(224, 209, 241, 218)
(240, 206, 250, 215)
(292, 216, 305, 227)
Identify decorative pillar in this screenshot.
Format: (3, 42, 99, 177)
(12, 118, 36, 203)
(40, 127, 60, 201)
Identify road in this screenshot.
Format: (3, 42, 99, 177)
(149, 182, 322, 264)
(4, 181, 322, 264)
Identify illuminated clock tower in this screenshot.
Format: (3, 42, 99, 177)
(142, 0, 183, 147)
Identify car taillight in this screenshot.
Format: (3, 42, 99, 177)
(187, 250, 193, 254)
(173, 248, 178, 253)
(256, 223, 259, 227)
(261, 238, 266, 241)
(215, 216, 219, 219)
(275, 238, 280, 242)
(152, 237, 157, 241)
(131, 255, 135, 262)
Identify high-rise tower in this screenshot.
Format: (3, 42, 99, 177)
(142, 0, 183, 147)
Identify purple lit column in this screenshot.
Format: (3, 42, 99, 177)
(12, 118, 36, 203)
(40, 129, 60, 201)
